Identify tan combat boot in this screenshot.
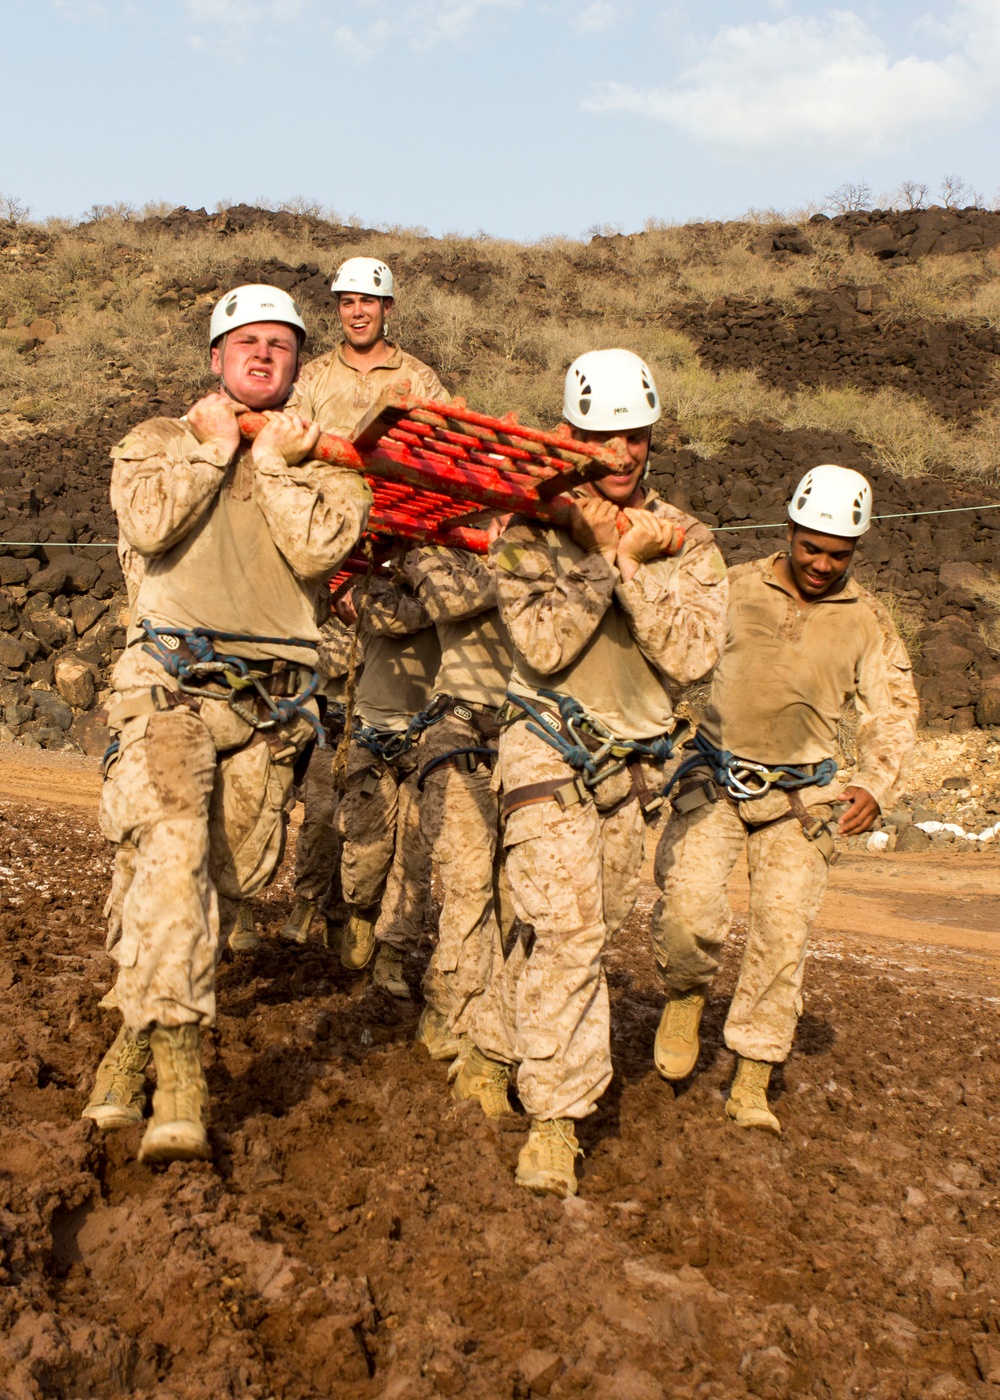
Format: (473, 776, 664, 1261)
(515, 1118, 582, 1198)
(416, 1005, 465, 1061)
(281, 895, 316, 946)
(654, 988, 706, 1081)
(450, 1044, 512, 1118)
(81, 1025, 152, 1129)
(725, 1056, 781, 1136)
(372, 944, 410, 999)
(138, 1024, 212, 1163)
(227, 899, 260, 953)
(340, 906, 378, 970)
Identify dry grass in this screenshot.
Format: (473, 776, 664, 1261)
(2, 209, 1000, 486)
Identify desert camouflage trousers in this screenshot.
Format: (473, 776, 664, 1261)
(293, 735, 345, 921)
(99, 659, 317, 1034)
(651, 793, 832, 1062)
(417, 710, 504, 1034)
(336, 738, 430, 950)
(469, 721, 652, 1121)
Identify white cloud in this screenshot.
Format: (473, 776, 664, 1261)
(584, 3, 1000, 161)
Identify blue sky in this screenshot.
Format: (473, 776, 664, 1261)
(4, 0, 998, 238)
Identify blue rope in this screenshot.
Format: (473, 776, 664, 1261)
(139, 620, 325, 746)
(352, 722, 413, 762)
(507, 689, 681, 786)
(350, 694, 458, 765)
(663, 730, 837, 801)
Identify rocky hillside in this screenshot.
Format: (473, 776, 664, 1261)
(1, 203, 999, 754)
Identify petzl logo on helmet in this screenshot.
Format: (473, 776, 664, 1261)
(225, 295, 238, 317)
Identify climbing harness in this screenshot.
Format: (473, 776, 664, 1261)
(664, 730, 839, 862)
(664, 730, 837, 808)
(506, 689, 685, 785)
(500, 689, 686, 821)
(139, 621, 325, 747)
(412, 695, 501, 790)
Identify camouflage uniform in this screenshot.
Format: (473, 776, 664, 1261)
(102, 419, 369, 1033)
(469, 495, 729, 1120)
(652, 553, 919, 1062)
(288, 343, 447, 438)
(403, 547, 513, 1033)
(289, 338, 447, 942)
(290, 615, 357, 922)
(337, 577, 440, 950)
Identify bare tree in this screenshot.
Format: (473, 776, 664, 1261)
(825, 180, 873, 214)
(895, 180, 929, 211)
(938, 174, 985, 209)
(83, 201, 136, 223)
(1, 192, 32, 225)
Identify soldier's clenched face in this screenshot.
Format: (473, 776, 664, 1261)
(574, 426, 652, 507)
(211, 322, 301, 410)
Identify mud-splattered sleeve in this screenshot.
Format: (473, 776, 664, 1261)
(360, 576, 433, 637)
(316, 614, 358, 681)
(252, 448, 371, 583)
(110, 419, 230, 556)
(850, 596, 919, 810)
(491, 519, 617, 675)
(615, 511, 729, 689)
(405, 546, 496, 624)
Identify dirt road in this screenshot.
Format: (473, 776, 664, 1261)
(0, 751, 998, 1398)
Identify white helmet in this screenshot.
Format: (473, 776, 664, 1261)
(209, 284, 306, 346)
(563, 349, 660, 431)
(788, 464, 872, 538)
(331, 256, 394, 298)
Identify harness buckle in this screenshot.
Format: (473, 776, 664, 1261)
(553, 778, 588, 811)
(360, 767, 382, 797)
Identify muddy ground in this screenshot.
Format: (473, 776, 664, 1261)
(1, 762, 999, 1399)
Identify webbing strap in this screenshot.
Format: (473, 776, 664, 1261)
(503, 775, 589, 816)
(417, 746, 498, 791)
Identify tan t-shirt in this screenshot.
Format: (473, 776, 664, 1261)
(111, 417, 370, 665)
(355, 628, 442, 731)
(701, 554, 918, 810)
(405, 546, 513, 708)
(289, 343, 448, 440)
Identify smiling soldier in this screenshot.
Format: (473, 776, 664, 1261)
(288, 256, 446, 435)
(652, 464, 919, 1134)
(81, 285, 370, 1163)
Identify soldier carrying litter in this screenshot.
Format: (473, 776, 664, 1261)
(652, 464, 919, 1133)
(394, 529, 514, 1063)
(332, 572, 440, 990)
(82, 285, 370, 1163)
(456, 349, 729, 1198)
(279, 255, 449, 959)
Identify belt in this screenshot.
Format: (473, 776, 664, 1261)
(671, 774, 838, 863)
